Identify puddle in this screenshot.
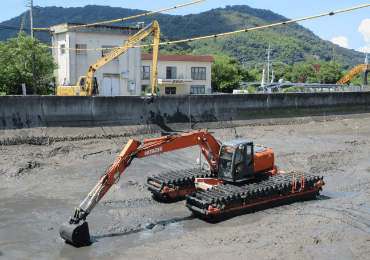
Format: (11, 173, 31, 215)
(318, 191, 359, 200)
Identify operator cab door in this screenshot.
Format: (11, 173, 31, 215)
(218, 141, 254, 182)
(92, 77, 99, 95)
(234, 142, 254, 181)
(245, 143, 254, 177)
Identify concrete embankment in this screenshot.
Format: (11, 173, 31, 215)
(1, 92, 370, 144)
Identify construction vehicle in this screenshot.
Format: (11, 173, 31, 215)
(57, 21, 160, 96)
(336, 64, 370, 85)
(59, 129, 324, 246)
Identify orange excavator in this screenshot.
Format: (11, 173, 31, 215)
(60, 129, 324, 246)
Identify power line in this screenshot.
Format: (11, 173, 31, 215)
(34, 0, 206, 30)
(55, 3, 370, 51)
(0, 24, 49, 32)
(139, 3, 370, 48)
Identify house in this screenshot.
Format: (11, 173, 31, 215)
(50, 23, 143, 96)
(141, 53, 214, 95)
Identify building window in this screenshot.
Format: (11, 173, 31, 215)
(191, 67, 206, 80)
(166, 67, 177, 79)
(141, 84, 148, 93)
(60, 44, 65, 55)
(102, 45, 118, 60)
(165, 87, 176, 95)
(76, 44, 87, 54)
(141, 66, 150, 80)
(190, 85, 205, 94)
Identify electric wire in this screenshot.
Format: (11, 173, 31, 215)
(138, 3, 370, 48)
(33, 0, 206, 30)
(37, 3, 370, 52)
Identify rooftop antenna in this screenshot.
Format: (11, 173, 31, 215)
(135, 22, 144, 28)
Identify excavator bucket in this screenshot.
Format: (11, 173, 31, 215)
(59, 221, 91, 247)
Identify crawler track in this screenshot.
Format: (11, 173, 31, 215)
(146, 168, 217, 201)
(185, 171, 324, 222)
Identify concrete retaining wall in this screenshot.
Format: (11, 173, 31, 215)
(1, 92, 370, 132)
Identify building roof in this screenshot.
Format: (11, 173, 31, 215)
(50, 23, 140, 35)
(142, 53, 215, 62)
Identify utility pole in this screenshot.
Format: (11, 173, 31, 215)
(366, 52, 368, 65)
(332, 48, 335, 63)
(29, 0, 37, 94)
(266, 45, 273, 83)
(261, 65, 266, 92)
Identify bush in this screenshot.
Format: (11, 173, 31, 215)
(282, 85, 304, 93)
(240, 85, 256, 93)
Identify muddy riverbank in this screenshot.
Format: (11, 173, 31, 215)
(1, 115, 370, 259)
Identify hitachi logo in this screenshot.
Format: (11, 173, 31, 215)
(144, 147, 163, 156)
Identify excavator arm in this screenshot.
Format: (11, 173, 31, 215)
(151, 21, 160, 94)
(60, 129, 220, 246)
(83, 21, 160, 95)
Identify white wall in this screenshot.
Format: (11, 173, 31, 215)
(142, 59, 212, 95)
(56, 33, 67, 85)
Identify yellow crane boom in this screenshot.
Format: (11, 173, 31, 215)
(336, 64, 370, 85)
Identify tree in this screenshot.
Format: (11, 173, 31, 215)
(316, 62, 343, 84)
(347, 73, 361, 86)
(0, 30, 58, 95)
(290, 64, 316, 83)
(305, 58, 326, 66)
(211, 55, 257, 92)
(168, 49, 196, 55)
(246, 68, 263, 82)
(271, 62, 292, 82)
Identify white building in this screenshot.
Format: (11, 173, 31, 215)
(141, 53, 214, 95)
(51, 23, 142, 96)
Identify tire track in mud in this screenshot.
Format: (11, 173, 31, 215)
(100, 197, 160, 208)
(317, 206, 370, 231)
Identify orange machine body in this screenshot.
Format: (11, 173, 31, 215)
(253, 149, 274, 173)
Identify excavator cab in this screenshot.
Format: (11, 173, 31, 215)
(79, 77, 99, 95)
(218, 140, 254, 182)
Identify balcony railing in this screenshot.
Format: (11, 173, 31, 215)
(141, 72, 150, 80)
(191, 73, 206, 80)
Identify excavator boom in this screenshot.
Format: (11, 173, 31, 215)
(84, 21, 160, 95)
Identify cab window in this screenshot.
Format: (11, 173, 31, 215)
(219, 146, 233, 178)
(235, 146, 245, 173)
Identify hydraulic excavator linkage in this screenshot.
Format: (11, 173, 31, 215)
(60, 129, 324, 246)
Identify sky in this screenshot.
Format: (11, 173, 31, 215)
(1, 0, 369, 54)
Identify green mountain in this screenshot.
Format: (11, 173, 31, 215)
(0, 5, 365, 68)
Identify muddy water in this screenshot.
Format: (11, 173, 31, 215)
(1, 116, 370, 259)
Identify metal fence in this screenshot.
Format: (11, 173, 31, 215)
(240, 82, 368, 93)
(298, 86, 365, 93)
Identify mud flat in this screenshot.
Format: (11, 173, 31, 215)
(1, 115, 370, 259)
